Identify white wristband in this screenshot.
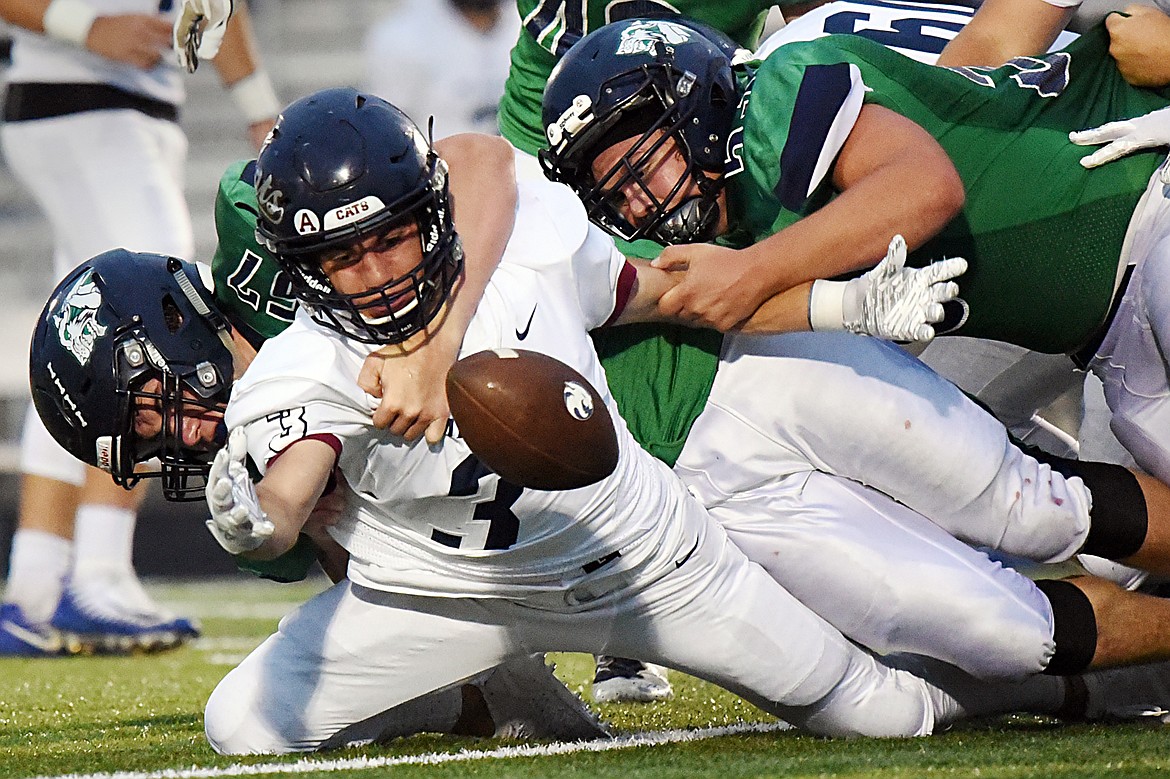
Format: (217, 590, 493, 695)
(808, 279, 847, 332)
(1038, 0, 1082, 7)
(229, 70, 281, 126)
(42, 0, 98, 46)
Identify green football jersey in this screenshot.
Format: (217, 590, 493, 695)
(728, 24, 1170, 353)
(500, 0, 778, 155)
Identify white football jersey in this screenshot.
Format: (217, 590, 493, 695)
(6, 0, 183, 106)
(755, 0, 1077, 64)
(227, 179, 695, 598)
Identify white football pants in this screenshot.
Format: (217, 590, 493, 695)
(674, 332, 1098, 678)
(205, 505, 965, 754)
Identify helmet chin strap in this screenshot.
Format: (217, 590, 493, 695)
(652, 195, 721, 244)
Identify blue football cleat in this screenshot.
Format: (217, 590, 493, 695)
(0, 602, 75, 657)
(50, 578, 200, 654)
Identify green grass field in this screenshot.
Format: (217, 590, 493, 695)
(3, 577, 1170, 779)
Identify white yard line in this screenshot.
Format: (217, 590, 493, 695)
(29, 722, 791, 779)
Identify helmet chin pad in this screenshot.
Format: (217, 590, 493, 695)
(653, 196, 721, 244)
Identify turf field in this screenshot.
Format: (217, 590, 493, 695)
(3, 577, 1170, 779)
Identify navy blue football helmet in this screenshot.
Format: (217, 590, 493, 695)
(29, 250, 235, 501)
(540, 17, 743, 244)
(254, 87, 463, 344)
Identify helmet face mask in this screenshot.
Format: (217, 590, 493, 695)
(255, 88, 464, 345)
(30, 252, 234, 502)
(540, 18, 740, 245)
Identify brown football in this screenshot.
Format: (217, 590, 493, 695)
(446, 348, 619, 491)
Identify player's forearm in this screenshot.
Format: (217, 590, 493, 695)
(937, 0, 1073, 67)
(0, 0, 52, 32)
(738, 282, 815, 334)
(211, 0, 262, 85)
(247, 441, 335, 560)
(437, 134, 516, 334)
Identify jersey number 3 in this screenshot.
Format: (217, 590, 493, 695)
(444, 455, 524, 550)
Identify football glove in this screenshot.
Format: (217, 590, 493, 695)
(1071, 106, 1170, 183)
(205, 426, 273, 555)
(810, 234, 967, 342)
(174, 0, 233, 73)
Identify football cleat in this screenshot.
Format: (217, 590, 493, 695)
(478, 653, 610, 741)
(591, 656, 673, 703)
(49, 575, 200, 654)
(0, 602, 79, 657)
(1077, 661, 1170, 721)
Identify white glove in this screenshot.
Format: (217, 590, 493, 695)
(205, 426, 274, 555)
(1070, 106, 1170, 183)
(810, 234, 967, 342)
(173, 0, 233, 73)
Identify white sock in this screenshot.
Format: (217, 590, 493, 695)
(3, 529, 72, 623)
(72, 504, 136, 576)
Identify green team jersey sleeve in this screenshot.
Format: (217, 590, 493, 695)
(500, 0, 779, 155)
(210, 159, 298, 349)
(211, 160, 322, 582)
(729, 24, 1170, 353)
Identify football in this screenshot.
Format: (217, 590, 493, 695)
(446, 348, 619, 491)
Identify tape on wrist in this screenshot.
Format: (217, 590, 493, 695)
(229, 70, 281, 126)
(1038, 0, 1082, 7)
(42, 0, 98, 46)
(808, 279, 848, 332)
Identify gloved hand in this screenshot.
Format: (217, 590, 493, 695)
(1070, 106, 1170, 183)
(810, 234, 967, 342)
(205, 426, 274, 554)
(173, 0, 233, 73)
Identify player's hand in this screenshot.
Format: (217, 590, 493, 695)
(173, 0, 233, 73)
(86, 15, 172, 69)
(1071, 105, 1170, 182)
(1106, 5, 1170, 89)
(843, 234, 967, 342)
(357, 327, 457, 444)
(652, 243, 770, 331)
(205, 427, 274, 554)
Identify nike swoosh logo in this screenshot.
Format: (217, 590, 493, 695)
(2, 620, 61, 653)
(516, 306, 537, 340)
(675, 541, 699, 568)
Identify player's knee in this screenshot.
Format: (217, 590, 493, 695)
(1035, 578, 1098, 676)
(204, 671, 285, 756)
(990, 444, 1092, 562)
(795, 655, 934, 738)
(1038, 455, 1148, 561)
(946, 613, 1054, 680)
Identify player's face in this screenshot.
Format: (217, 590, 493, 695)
(132, 378, 225, 452)
(590, 130, 703, 228)
(318, 222, 426, 319)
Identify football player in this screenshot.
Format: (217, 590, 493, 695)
(0, 0, 284, 656)
(28, 249, 609, 744)
(539, 17, 1170, 488)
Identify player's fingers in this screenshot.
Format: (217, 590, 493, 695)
(656, 286, 684, 318)
(424, 416, 448, 446)
(929, 280, 960, 305)
(931, 257, 967, 283)
(400, 415, 432, 443)
(357, 357, 385, 398)
(228, 426, 249, 462)
(914, 323, 936, 343)
(923, 301, 945, 323)
(1070, 122, 1130, 146)
(1078, 141, 1138, 169)
(650, 250, 689, 272)
(209, 477, 234, 509)
(371, 397, 400, 429)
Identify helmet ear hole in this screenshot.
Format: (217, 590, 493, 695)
(162, 296, 185, 334)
